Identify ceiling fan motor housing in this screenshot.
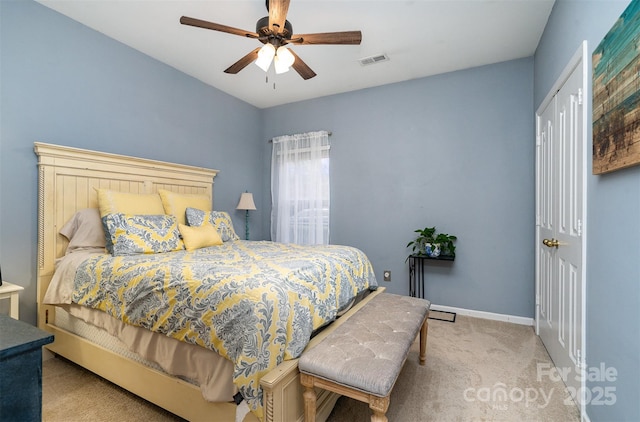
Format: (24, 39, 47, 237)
(256, 16, 293, 43)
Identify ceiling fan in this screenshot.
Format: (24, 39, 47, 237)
(180, 0, 362, 80)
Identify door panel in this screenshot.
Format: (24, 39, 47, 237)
(537, 97, 555, 335)
(535, 43, 586, 410)
(554, 64, 585, 375)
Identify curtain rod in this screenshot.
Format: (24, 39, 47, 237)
(268, 131, 332, 143)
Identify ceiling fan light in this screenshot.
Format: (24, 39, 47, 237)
(276, 46, 295, 68)
(255, 43, 276, 72)
(274, 55, 291, 74)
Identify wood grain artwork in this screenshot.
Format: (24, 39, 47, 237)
(592, 0, 640, 174)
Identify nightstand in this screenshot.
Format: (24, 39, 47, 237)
(0, 281, 24, 320)
(0, 314, 54, 421)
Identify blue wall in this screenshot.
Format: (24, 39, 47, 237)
(2, 1, 639, 419)
(535, 1, 639, 420)
(2, 2, 536, 325)
(263, 58, 535, 317)
(0, 0, 264, 324)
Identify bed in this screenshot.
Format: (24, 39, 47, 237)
(35, 142, 382, 422)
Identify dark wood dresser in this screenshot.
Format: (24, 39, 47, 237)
(0, 314, 54, 421)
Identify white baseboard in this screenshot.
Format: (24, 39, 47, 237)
(430, 304, 534, 326)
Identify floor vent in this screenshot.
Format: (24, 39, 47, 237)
(358, 54, 389, 66)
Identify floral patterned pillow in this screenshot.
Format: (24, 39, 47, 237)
(102, 213, 184, 256)
(185, 208, 239, 242)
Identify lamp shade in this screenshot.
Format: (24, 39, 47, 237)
(255, 44, 276, 72)
(236, 192, 257, 210)
(274, 46, 295, 74)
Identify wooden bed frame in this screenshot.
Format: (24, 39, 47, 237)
(35, 142, 383, 422)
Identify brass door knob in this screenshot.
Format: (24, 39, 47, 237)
(543, 238, 560, 248)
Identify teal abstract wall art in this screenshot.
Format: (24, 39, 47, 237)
(593, 0, 640, 174)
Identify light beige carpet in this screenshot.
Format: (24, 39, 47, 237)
(42, 316, 580, 422)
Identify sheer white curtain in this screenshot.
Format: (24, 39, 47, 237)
(271, 130, 330, 244)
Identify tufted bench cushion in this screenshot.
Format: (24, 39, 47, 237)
(299, 293, 430, 422)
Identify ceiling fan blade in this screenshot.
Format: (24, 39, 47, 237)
(224, 48, 261, 74)
(268, 0, 290, 35)
(180, 16, 259, 39)
(289, 50, 316, 80)
(289, 31, 362, 45)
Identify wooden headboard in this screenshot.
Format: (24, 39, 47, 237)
(34, 142, 218, 327)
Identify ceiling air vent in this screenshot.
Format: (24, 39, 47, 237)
(358, 54, 389, 66)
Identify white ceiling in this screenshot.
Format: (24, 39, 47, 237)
(36, 0, 555, 109)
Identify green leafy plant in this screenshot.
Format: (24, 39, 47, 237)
(406, 227, 436, 254)
(434, 232, 457, 257)
(407, 226, 457, 257)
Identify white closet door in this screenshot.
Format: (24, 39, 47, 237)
(536, 42, 587, 413)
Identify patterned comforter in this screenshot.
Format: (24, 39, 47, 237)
(71, 240, 377, 418)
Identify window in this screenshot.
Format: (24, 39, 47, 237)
(270, 131, 330, 245)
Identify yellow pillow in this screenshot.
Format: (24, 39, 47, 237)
(159, 189, 212, 225)
(97, 189, 164, 217)
(178, 223, 223, 251)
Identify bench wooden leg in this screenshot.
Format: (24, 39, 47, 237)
(420, 316, 428, 366)
(369, 395, 389, 422)
(300, 373, 317, 422)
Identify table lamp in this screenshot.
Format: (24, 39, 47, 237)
(236, 192, 257, 240)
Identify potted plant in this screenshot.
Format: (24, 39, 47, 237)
(406, 226, 436, 256)
(407, 226, 457, 258)
(434, 232, 457, 257)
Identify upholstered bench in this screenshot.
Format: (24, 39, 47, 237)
(299, 293, 430, 422)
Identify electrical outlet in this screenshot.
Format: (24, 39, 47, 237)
(383, 270, 391, 282)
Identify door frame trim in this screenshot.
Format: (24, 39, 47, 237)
(534, 40, 588, 420)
